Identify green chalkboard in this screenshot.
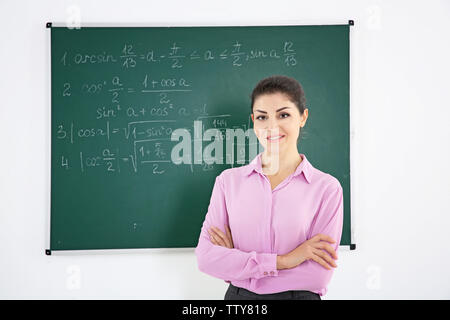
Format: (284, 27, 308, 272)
(49, 23, 353, 252)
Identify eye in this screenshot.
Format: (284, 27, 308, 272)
(255, 113, 290, 121)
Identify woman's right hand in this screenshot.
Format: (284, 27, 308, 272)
(277, 234, 338, 270)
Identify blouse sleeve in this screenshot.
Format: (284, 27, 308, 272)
(195, 173, 279, 282)
(290, 181, 344, 292)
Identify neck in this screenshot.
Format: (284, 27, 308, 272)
(261, 147, 302, 176)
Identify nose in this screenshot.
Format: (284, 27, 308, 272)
(266, 119, 280, 135)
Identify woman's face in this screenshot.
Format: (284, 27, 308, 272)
(251, 92, 308, 154)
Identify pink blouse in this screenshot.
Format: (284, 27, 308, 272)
(195, 152, 344, 296)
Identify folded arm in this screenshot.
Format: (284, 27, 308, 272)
(288, 182, 344, 289)
(195, 174, 279, 282)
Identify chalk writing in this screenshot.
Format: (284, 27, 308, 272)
(54, 38, 297, 174)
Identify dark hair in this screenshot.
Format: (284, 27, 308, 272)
(250, 75, 306, 115)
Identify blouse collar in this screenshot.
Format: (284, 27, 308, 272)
(244, 152, 313, 184)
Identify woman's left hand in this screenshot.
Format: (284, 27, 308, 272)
(208, 225, 234, 249)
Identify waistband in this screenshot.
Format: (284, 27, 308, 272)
(228, 284, 320, 299)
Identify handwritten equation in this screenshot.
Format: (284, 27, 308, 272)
(59, 40, 298, 69)
(54, 38, 297, 175)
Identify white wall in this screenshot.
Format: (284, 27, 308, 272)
(1, 0, 449, 299)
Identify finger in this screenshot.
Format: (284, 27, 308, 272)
(208, 229, 224, 246)
(212, 226, 232, 248)
(314, 242, 338, 260)
(208, 229, 218, 245)
(313, 233, 336, 244)
(313, 248, 337, 268)
(314, 248, 337, 268)
(208, 230, 217, 245)
(209, 227, 228, 247)
(225, 225, 234, 248)
(310, 252, 332, 270)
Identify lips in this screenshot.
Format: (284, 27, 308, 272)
(267, 135, 285, 142)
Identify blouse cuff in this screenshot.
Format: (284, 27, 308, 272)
(257, 253, 279, 278)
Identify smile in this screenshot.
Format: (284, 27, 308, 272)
(267, 135, 285, 142)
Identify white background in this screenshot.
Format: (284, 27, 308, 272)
(0, 0, 449, 299)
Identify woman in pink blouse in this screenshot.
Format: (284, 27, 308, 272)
(195, 75, 343, 300)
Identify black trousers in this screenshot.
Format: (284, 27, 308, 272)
(224, 284, 321, 300)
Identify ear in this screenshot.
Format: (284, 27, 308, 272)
(300, 108, 308, 128)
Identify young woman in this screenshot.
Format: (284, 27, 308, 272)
(195, 75, 344, 300)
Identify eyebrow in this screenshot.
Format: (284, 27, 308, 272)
(255, 107, 290, 114)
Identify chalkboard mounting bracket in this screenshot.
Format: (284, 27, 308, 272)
(46, 22, 52, 28)
(350, 244, 356, 250)
(45, 249, 51, 255)
(348, 20, 354, 26)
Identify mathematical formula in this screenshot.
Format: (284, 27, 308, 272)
(59, 40, 298, 69)
(54, 38, 296, 175)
